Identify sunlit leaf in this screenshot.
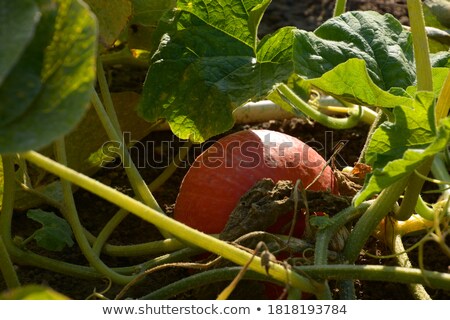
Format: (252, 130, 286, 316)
(355, 92, 450, 205)
(307, 59, 413, 108)
(294, 11, 415, 90)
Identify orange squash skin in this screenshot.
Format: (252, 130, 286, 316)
(174, 129, 338, 236)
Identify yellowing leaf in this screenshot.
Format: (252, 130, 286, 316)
(0, 285, 69, 300)
(84, 0, 132, 47)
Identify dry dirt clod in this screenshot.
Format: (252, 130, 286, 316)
(220, 179, 294, 241)
(219, 178, 352, 241)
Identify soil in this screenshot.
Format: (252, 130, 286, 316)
(1, 0, 449, 300)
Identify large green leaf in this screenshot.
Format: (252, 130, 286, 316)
(294, 11, 415, 90)
(0, 0, 97, 153)
(0, 0, 39, 86)
(27, 209, 74, 252)
(139, 0, 295, 142)
(355, 92, 450, 205)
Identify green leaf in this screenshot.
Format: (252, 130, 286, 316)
(0, 285, 69, 300)
(307, 59, 413, 108)
(0, 0, 97, 154)
(27, 209, 74, 251)
(365, 92, 436, 168)
(177, 0, 268, 48)
(431, 52, 450, 68)
(140, 8, 423, 141)
(84, 0, 132, 47)
(139, 0, 295, 142)
(0, 0, 39, 86)
(355, 92, 450, 205)
(423, 0, 450, 28)
(423, 1, 450, 52)
(294, 11, 415, 90)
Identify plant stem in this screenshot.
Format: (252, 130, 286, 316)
(113, 247, 204, 275)
(343, 178, 409, 263)
(407, 0, 433, 92)
(91, 91, 156, 208)
(91, 90, 170, 240)
(357, 109, 383, 163)
(101, 238, 185, 257)
(0, 156, 15, 242)
(0, 156, 101, 280)
(54, 139, 135, 284)
(434, 72, 450, 125)
(415, 195, 435, 221)
(317, 105, 377, 125)
(315, 201, 371, 265)
(92, 141, 191, 256)
(395, 159, 433, 221)
(391, 233, 431, 299)
(22, 151, 325, 297)
(314, 202, 371, 300)
(96, 58, 124, 135)
(393, 0, 434, 221)
(138, 267, 278, 300)
(294, 264, 450, 290)
(333, 0, 347, 17)
(92, 208, 128, 256)
(0, 235, 20, 289)
(276, 84, 363, 129)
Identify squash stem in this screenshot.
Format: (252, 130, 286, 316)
(391, 233, 431, 299)
(92, 141, 191, 256)
(276, 84, 363, 129)
(343, 177, 409, 263)
(393, 0, 435, 220)
(91, 89, 171, 240)
(0, 235, 20, 289)
(294, 264, 450, 290)
(407, 0, 433, 92)
(139, 267, 282, 300)
(54, 139, 135, 284)
(95, 59, 172, 240)
(315, 201, 371, 265)
(0, 156, 101, 281)
(333, 0, 347, 17)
